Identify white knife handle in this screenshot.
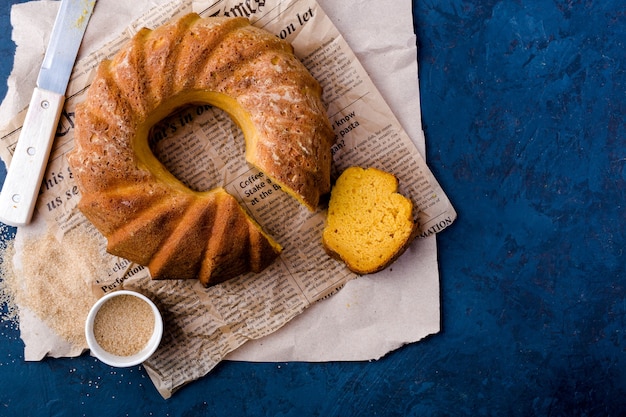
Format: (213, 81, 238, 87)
(0, 87, 65, 227)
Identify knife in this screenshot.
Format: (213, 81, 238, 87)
(0, 0, 97, 227)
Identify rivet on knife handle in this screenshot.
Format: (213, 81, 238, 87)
(0, 88, 65, 226)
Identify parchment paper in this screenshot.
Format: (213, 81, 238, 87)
(0, 0, 445, 382)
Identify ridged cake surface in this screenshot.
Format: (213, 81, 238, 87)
(68, 14, 334, 286)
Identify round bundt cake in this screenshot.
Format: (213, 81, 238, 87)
(67, 14, 335, 286)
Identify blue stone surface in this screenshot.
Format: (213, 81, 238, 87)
(1, 0, 625, 415)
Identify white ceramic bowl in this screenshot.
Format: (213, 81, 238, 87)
(85, 290, 163, 367)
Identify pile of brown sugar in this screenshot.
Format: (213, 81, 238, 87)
(93, 294, 155, 356)
(0, 226, 106, 347)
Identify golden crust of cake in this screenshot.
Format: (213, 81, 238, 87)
(322, 167, 416, 275)
(68, 14, 334, 286)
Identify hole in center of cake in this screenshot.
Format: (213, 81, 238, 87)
(148, 103, 246, 192)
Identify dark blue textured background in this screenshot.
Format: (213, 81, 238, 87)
(1, 0, 625, 415)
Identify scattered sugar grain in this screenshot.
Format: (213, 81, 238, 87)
(0, 238, 18, 323)
(94, 294, 155, 356)
(1, 227, 105, 346)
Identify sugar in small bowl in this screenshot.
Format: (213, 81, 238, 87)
(85, 290, 163, 367)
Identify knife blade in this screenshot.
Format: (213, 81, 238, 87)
(0, 0, 96, 227)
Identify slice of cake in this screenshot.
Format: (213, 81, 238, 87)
(322, 166, 416, 274)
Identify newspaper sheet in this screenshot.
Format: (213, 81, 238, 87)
(0, 0, 456, 398)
